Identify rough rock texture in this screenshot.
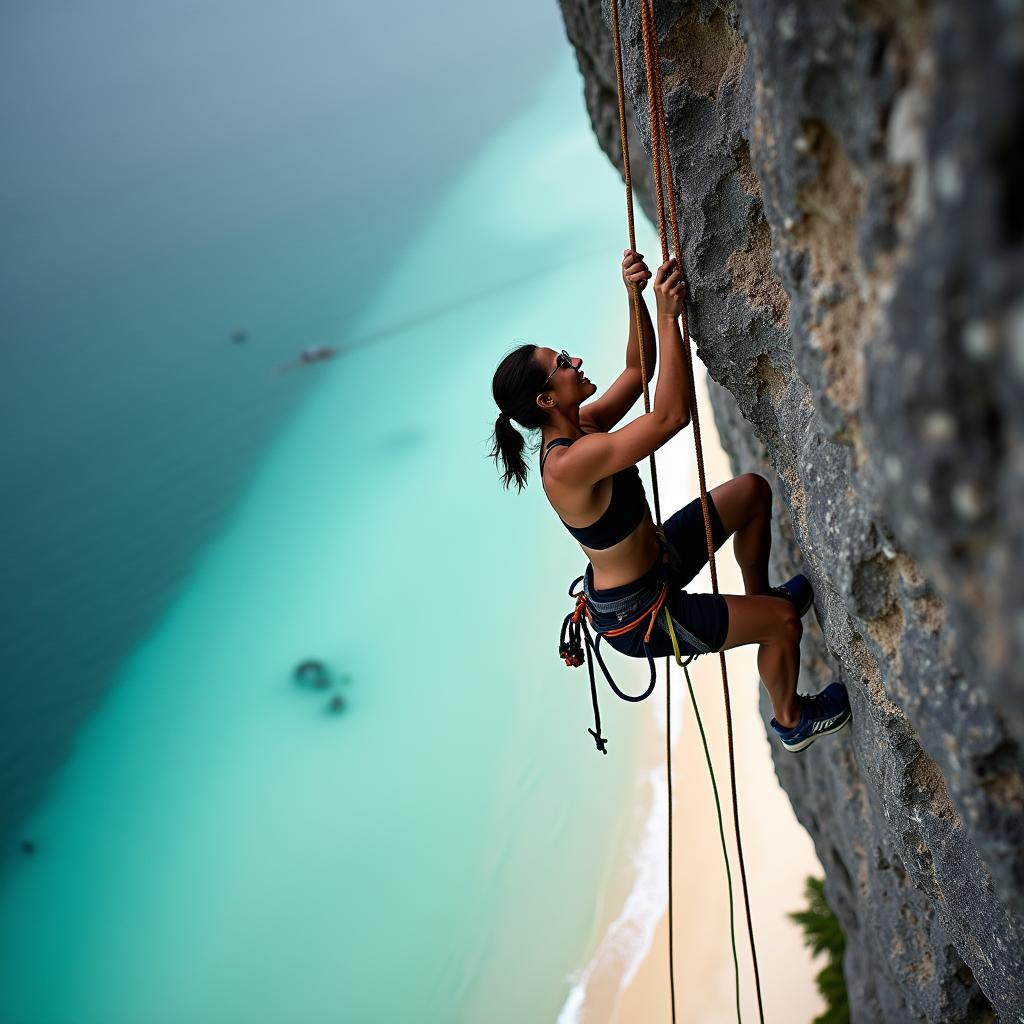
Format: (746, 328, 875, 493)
(559, 1, 1024, 1020)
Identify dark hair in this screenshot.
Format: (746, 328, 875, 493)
(490, 343, 550, 491)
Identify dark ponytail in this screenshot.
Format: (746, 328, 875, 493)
(489, 344, 549, 491)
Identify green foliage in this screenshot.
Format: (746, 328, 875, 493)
(788, 876, 850, 1024)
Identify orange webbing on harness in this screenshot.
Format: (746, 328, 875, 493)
(612, 2, 766, 1021)
(571, 583, 670, 643)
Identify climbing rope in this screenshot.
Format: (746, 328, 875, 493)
(611, 1, 765, 1020)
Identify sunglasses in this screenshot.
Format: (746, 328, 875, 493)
(542, 349, 575, 388)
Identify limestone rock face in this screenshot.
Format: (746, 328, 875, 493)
(558, 1, 1024, 1019)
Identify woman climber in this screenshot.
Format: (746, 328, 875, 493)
(489, 249, 851, 753)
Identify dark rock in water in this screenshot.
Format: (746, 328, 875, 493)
(19, 839, 36, 856)
(230, 328, 248, 343)
(326, 695, 345, 714)
(293, 659, 330, 690)
(559, 0, 1024, 1019)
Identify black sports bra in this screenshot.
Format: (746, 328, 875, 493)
(539, 437, 648, 549)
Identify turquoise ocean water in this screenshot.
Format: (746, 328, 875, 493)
(0, 0, 562, 841)
(0, 34, 667, 1024)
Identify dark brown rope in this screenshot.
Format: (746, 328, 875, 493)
(621, 2, 766, 1020)
(613, 9, 678, 1015)
(613, 2, 677, 1016)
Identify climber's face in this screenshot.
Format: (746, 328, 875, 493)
(536, 347, 597, 411)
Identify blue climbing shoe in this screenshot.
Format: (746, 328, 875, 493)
(770, 681, 851, 753)
(771, 573, 813, 617)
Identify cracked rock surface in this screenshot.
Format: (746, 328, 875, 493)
(559, 0, 1024, 1020)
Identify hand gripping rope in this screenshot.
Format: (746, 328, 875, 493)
(554, 3, 767, 1021)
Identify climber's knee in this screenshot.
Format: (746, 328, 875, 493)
(710, 473, 772, 537)
(744, 472, 772, 515)
(776, 603, 802, 646)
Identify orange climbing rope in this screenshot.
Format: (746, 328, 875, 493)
(610, 1, 766, 1021)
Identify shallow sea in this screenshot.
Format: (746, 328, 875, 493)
(0, 17, 668, 1020)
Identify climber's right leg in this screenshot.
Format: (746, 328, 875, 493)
(719, 594, 802, 729)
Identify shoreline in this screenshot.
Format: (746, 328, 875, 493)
(557, 698, 680, 1022)
(559, 370, 826, 1023)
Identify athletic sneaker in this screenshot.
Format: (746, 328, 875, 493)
(770, 573, 813, 617)
(770, 681, 851, 753)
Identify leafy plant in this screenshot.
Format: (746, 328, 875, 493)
(788, 875, 850, 1024)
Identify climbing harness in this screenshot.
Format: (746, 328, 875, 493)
(553, 2, 766, 1020)
(559, 557, 683, 753)
(558, 572, 666, 754)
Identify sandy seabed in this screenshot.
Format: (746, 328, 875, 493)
(566, 372, 827, 1024)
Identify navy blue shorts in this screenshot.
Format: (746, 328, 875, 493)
(590, 494, 731, 659)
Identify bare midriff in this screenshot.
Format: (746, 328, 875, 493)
(581, 509, 662, 590)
